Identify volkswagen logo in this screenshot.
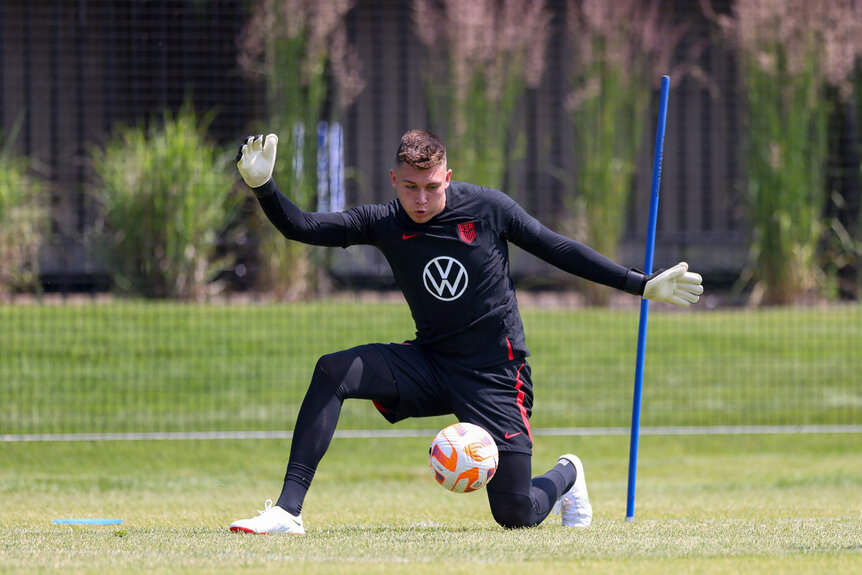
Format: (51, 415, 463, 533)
(423, 256, 468, 301)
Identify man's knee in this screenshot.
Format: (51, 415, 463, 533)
(310, 345, 396, 403)
(315, 351, 347, 378)
(311, 351, 357, 393)
(313, 348, 379, 401)
(487, 490, 540, 529)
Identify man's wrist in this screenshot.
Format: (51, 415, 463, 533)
(251, 178, 276, 199)
(624, 268, 647, 296)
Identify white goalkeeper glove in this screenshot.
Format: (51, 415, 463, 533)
(236, 133, 278, 188)
(643, 262, 704, 307)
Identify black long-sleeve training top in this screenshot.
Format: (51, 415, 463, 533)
(253, 178, 644, 368)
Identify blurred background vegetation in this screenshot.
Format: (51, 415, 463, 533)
(0, 119, 49, 301)
(89, 104, 241, 299)
(237, 0, 363, 300)
(0, 0, 860, 305)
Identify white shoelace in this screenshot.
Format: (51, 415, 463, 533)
(257, 499, 275, 515)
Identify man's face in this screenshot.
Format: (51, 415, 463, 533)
(390, 162, 451, 224)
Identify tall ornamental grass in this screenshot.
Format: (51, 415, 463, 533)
(239, 0, 363, 299)
(852, 67, 862, 299)
(413, 0, 550, 191)
(564, 0, 686, 305)
(822, 13, 862, 301)
(90, 105, 240, 299)
(0, 125, 49, 300)
(707, 0, 862, 304)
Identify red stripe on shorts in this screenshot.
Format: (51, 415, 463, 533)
(514, 363, 533, 442)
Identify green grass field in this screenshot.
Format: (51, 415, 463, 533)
(1, 434, 859, 573)
(1, 300, 860, 572)
(1, 301, 860, 434)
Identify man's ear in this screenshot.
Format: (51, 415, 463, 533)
(390, 169, 398, 188)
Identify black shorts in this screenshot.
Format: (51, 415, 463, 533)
(369, 342, 534, 455)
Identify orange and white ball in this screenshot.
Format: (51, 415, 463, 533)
(429, 422, 499, 493)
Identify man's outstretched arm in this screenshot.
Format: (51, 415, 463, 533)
(236, 134, 348, 247)
(512, 211, 703, 307)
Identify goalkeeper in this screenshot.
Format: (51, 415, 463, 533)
(229, 130, 703, 534)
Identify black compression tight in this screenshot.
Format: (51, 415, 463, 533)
(486, 452, 576, 529)
(275, 346, 577, 529)
(277, 346, 397, 515)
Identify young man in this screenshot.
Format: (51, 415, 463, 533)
(230, 130, 703, 534)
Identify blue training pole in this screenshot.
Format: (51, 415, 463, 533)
(626, 75, 670, 522)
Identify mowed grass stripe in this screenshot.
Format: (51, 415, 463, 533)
(1, 302, 860, 434)
(1, 434, 860, 573)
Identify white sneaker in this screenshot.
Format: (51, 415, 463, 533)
(552, 454, 593, 527)
(229, 499, 305, 535)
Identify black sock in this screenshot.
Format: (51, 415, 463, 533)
(277, 462, 315, 515)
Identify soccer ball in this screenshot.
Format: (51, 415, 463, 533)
(429, 422, 499, 493)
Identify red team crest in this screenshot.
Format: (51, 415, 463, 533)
(457, 222, 476, 244)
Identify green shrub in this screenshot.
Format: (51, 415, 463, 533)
(91, 105, 241, 299)
(710, 0, 862, 304)
(0, 128, 49, 299)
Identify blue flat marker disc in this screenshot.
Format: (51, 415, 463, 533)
(53, 518, 124, 525)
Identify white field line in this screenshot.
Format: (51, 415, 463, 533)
(2, 425, 860, 443)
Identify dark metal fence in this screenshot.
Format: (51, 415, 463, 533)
(3, 1, 856, 294)
(2, 0, 249, 291)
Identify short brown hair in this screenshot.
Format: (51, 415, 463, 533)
(395, 129, 447, 170)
